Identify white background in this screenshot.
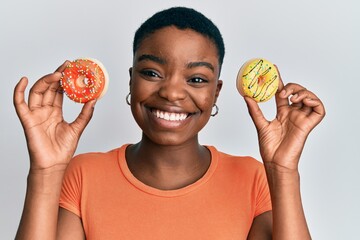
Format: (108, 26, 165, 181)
(1, 0, 359, 239)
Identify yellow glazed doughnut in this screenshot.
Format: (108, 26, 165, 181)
(60, 58, 109, 103)
(236, 58, 279, 102)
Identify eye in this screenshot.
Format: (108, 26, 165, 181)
(188, 77, 208, 84)
(187, 77, 209, 87)
(140, 70, 161, 79)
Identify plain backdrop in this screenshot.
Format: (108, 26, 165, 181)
(1, 0, 359, 239)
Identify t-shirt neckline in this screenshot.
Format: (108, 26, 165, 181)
(118, 144, 219, 197)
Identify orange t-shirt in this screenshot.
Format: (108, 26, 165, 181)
(60, 145, 271, 239)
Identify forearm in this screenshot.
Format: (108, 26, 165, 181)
(265, 163, 311, 240)
(16, 167, 66, 240)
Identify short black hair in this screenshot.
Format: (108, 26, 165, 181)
(133, 7, 225, 70)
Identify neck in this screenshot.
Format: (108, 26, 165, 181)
(125, 134, 211, 190)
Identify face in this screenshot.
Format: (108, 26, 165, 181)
(129, 26, 223, 146)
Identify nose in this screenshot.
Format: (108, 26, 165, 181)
(158, 76, 187, 102)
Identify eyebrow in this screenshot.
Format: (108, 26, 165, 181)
(137, 54, 166, 64)
(187, 61, 214, 72)
(137, 54, 215, 73)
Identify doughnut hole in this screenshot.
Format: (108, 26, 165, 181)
(76, 75, 94, 88)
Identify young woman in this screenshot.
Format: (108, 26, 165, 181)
(14, 7, 325, 239)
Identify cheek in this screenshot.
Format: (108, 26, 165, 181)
(190, 89, 217, 113)
(130, 79, 154, 102)
(202, 97, 215, 112)
(129, 81, 150, 124)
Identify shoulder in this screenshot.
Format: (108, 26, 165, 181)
(208, 146, 266, 181)
(66, 144, 128, 172)
(209, 146, 263, 170)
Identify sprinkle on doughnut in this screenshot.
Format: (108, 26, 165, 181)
(60, 58, 109, 103)
(236, 58, 279, 102)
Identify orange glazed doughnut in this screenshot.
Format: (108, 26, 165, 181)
(236, 58, 279, 103)
(60, 58, 109, 103)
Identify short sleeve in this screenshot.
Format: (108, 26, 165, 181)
(254, 165, 272, 217)
(59, 156, 83, 217)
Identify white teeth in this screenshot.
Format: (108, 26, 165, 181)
(153, 109, 188, 121)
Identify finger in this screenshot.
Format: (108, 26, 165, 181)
(290, 89, 319, 115)
(274, 66, 289, 109)
(304, 98, 326, 121)
(54, 60, 70, 73)
(278, 83, 308, 108)
(41, 78, 62, 106)
(281, 83, 307, 98)
(28, 72, 63, 110)
(53, 86, 64, 108)
(244, 97, 268, 131)
(13, 77, 31, 121)
(290, 89, 315, 103)
(289, 90, 309, 111)
(70, 100, 96, 136)
(42, 61, 70, 106)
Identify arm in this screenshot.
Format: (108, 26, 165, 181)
(13, 62, 95, 239)
(245, 72, 325, 239)
(247, 211, 272, 240)
(57, 208, 85, 239)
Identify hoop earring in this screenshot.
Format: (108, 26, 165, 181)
(126, 93, 131, 106)
(211, 104, 219, 117)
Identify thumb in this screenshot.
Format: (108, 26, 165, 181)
(70, 100, 96, 136)
(13, 77, 30, 122)
(244, 97, 268, 131)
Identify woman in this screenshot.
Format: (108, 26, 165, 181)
(14, 7, 325, 239)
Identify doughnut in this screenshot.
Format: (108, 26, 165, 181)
(60, 58, 109, 103)
(236, 58, 279, 102)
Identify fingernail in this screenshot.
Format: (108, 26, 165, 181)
(293, 94, 298, 99)
(55, 72, 63, 78)
(57, 88, 64, 94)
(92, 100, 97, 109)
(280, 89, 286, 96)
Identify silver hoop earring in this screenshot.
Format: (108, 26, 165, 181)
(211, 104, 219, 117)
(126, 93, 131, 106)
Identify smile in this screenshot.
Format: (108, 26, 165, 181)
(151, 109, 189, 121)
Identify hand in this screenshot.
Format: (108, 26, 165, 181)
(244, 70, 325, 172)
(13, 62, 96, 172)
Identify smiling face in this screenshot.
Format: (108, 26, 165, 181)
(129, 26, 223, 146)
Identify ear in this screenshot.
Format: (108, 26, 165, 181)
(128, 67, 133, 86)
(214, 79, 223, 101)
